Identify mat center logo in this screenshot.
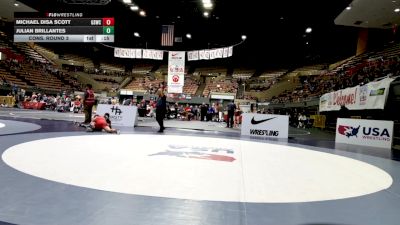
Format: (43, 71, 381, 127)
(149, 144, 236, 162)
(338, 125, 360, 138)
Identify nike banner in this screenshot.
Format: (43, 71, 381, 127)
(241, 113, 289, 138)
(167, 51, 185, 94)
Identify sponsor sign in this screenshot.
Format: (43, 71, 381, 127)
(96, 104, 138, 127)
(241, 113, 289, 138)
(210, 94, 235, 100)
(335, 118, 394, 149)
(319, 78, 394, 112)
(168, 51, 185, 93)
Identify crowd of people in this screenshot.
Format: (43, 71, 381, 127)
(270, 55, 400, 104)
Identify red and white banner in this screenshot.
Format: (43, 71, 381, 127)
(216, 48, 223, 58)
(223, 48, 228, 58)
(114, 48, 140, 59)
(114, 47, 232, 61)
(187, 51, 199, 61)
(335, 118, 394, 149)
(114, 48, 163, 60)
(319, 78, 394, 112)
(168, 51, 185, 93)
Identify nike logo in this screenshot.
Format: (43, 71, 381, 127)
(251, 117, 276, 125)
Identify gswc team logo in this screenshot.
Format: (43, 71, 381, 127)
(338, 125, 391, 141)
(149, 144, 236, 162)
(338, 125, 360, 138)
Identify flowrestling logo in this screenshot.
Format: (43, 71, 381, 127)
(338, 124, 391, 141)
(149, 144, 236, 162)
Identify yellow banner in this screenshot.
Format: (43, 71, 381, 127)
(310, 115, 326, 129)
(0, 96, 15, 107)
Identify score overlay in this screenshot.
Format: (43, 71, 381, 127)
(13, 15, 114, 43)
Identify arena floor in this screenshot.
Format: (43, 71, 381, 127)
(0, 108, 400, 225)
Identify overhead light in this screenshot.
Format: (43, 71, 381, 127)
(122, 0, 131, 3)
(203, 3, 213, 9)
(177, 16, 181, 19)
(134, 32, 140, 37)
(139, 10, 146, 16)
(346, 6, 351, 10)
(241, 35, 247, 40)
(130, 5, 139, 11)
(395, 8, 400, 12)
(14, 2, 19, 6)
(202, 0, 211, 3)
(203, 12, 209, 17)
(186, 33, 192, 39)
(305, 27, 312, 33)
(306, 42, 309, 45)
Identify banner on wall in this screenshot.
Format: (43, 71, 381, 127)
(241, 113, 289, 138)
(115, 45, 233, 61)
(335, 118, 394, 149)
(114, 48, 138, 59)
(96, 104, 138, 127)
(114, 48, 163, 60)
(187, 51, 199, 61)
(168, 51, 185, 94)
(319, 78, 394, 112)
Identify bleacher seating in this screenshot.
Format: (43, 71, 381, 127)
(132, 64, 153, 74)
(203, 76, 238, 97)
(14, 43, 50, 64)
(270, 44, 400, 103)
(182, 76, 199, 95)
(63, 53, 95, 68)
(193, 67, 227, 76)
(232, 68, 255, 79)
(0, 65, 28, 88)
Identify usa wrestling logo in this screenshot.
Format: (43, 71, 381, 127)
(338, 125, 360, 138)
(149, 145, 236, 162)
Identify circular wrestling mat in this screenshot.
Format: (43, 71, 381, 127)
(2, 134, 392, 203)
(0, 119, 41, 135)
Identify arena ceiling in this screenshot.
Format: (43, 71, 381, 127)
(335, 0, 400, 29)
(0, 0, 395, 67)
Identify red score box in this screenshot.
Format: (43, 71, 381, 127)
(102, 18, 114, 26)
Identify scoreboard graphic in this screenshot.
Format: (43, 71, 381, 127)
(13, 13, 114, 43)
